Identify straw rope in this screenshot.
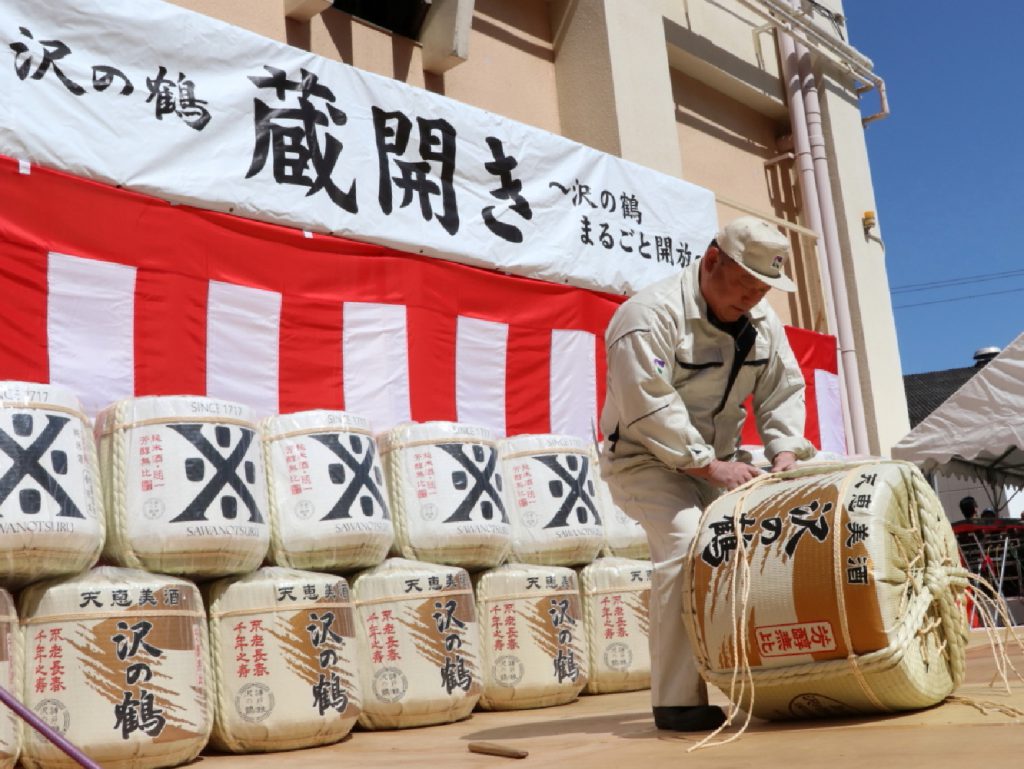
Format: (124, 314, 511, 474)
(209, 600, 354, 620)
(261, 426, 288, 568)
(0, 400, 88, 425)
(690, 472, 776, 751)
(109, 401, 143, 569)
(687, 460, 992, 751)
(378, 435, 496, 456)
(22, 608, 205, 625)
(262, 424, 373, 443)
(354, 587, 474, 607)
(384, 447, 413, 559)
(98, 414, 256, 438)
(207, 586, 239, 753)
(500, 445, 590, 461)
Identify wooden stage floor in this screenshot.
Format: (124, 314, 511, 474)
(189, 630, 1024, 769)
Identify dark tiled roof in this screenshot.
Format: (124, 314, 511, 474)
(903, 366, 981, 428)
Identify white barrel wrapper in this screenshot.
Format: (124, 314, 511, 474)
(0, 381, 104, 588)
(19, 567, 212, 769)
(475, 564, 588, 710)
(684, 460, 969, 720)
(0, 590, 20, 769)
(499, 435, 605, 566)
(379, 422, 511, 569)
(261, 411, 393, 571)
(579, 558, 652, 694)
(351, 558, 482, 729)
(96, 396, 270, 577)
(207, 567, 361, 752)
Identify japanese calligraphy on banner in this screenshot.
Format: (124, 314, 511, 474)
(0, 0, 717, 296)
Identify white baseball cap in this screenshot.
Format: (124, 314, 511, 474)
(715, 216, 796, 293)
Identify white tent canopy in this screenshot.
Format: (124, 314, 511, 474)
(892, 330, 1024, 486)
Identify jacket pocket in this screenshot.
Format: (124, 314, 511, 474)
(672, 347, 724, 393)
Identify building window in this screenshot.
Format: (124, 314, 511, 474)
(331, 0, 432, 40)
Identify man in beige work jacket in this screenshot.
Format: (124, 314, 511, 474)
(600, 216, 816, 732)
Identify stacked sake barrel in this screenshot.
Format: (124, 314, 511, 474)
(260, 410, 393, 571)
(19, 567, 211, 769)
(0, 382, 105, 588)
(497, 434, 605, 566)
(206, 567, 361, 752)
(0, 590, 20, 769)
(683, 460, 969, 720)
(379, 422, 511, 569)
(0, 380, 652, 765)
(579, 557, 652, 694)
(93, 400, 400, 753)
(474, 564, 588, 709)
(95, 396, 270, 577)
(350, 558, 481, 729)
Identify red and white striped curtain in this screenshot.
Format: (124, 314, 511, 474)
(0, 156, 841, 449)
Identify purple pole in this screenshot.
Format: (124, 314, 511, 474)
(0, 685, 102, 769)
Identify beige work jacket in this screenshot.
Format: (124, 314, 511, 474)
(600, 262, 816, 477)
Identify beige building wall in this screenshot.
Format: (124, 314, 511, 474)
(170, 0, 561, 133)
(163, 0, 908, 456)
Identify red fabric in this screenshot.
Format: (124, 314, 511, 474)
(740, 325, 838, 449)
(0, 155, 837, 445)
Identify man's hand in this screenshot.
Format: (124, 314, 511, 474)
(685, 459, 763, 491)
(771, 451, 798, 473)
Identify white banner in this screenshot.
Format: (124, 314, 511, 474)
(0, 0, 717, 296)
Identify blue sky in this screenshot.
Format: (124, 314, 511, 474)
(846, 2, 1024, 374)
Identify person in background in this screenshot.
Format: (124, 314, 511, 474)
(955, 496, 979, 528)
(599, 216, 816, 732)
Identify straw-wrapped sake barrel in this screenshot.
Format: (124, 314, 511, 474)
(683, 460, 969, 720)
(96, 396, 269, 577)
(0, 590, 20, 769)
(475, 564, 588, 709)
(499, 435, 605, 566)
(351, 558, 481, 728)
(261, 411, 393, 571)
(579, 558, 652, 694)
(19, 567, 211, 769)
(0, 381, 104, 588)
(206, 567, 361, 752)
(379, 422, 510, 569)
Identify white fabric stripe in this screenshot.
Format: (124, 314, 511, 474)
(343, 302, 411, 432)
(206, 280, 282, 419)
(455, 316, 509, 436)
(47, 252, 136, 416)
(814, 369, 846, 455)
(549, 329, 597, 441)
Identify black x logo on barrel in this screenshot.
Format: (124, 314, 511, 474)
(0, 413, 83, 518)
(168, 424, 262, 523)
(535, 454, 600, 528)
(437, 442, 508, 524)
(310, 434, 388, 519)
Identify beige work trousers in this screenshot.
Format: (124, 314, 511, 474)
(605, 463, 719, 707)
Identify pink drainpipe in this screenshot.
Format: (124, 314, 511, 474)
(778, 0, 870, 455)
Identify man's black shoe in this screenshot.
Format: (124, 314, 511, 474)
(652, 705, 727, 732)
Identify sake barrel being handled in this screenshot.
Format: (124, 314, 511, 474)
(682, 460, 969, 721)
